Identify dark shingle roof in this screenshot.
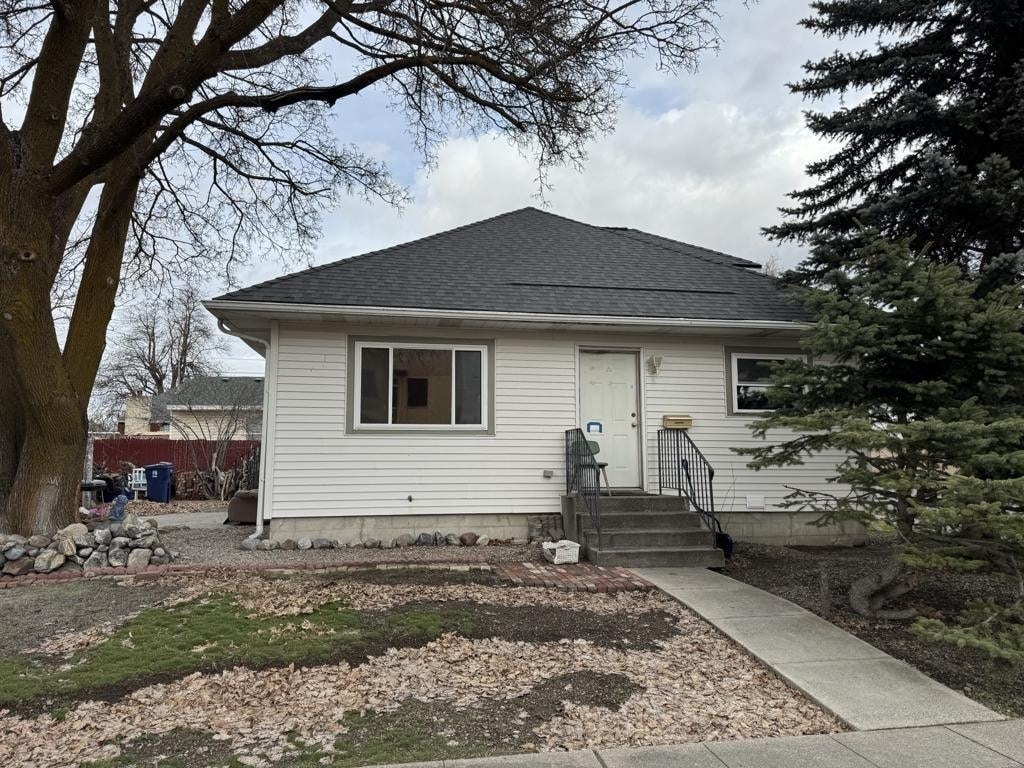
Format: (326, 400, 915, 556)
(214, 208, 805, 323)
(158, 377, 264, 417)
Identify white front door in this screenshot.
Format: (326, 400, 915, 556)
(579, 351, 642, 488)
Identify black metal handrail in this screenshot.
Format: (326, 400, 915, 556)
(565, 428, 602, 550)
(657, 428, 732, 556)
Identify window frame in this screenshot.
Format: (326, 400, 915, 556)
(728, 351, 804, 415)
(352, 340, 490, 431)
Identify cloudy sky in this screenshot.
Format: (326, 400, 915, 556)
(219, 0, 852, 375)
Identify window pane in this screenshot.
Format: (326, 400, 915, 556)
(359, 347, 389, 424)
(736, 385, 770, 411)
(393, 348, 452, 424)
(736, 357, 776, 385)
(455, 350, 483, 425)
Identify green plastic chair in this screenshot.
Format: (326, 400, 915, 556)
(587, 440, 612, 496)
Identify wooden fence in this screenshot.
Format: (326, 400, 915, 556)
(92, 436, 261, 472)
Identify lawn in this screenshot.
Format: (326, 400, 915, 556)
(0, 569, 840, 767)
(726, 537, 1024, 717)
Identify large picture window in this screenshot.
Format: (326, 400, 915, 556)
(730, 353, 802, 413)
(354, 342, 488, 429)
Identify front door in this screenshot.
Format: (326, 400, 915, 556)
(579, 351, 642, 488)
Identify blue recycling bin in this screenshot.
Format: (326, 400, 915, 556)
(145, 463, 174, 503)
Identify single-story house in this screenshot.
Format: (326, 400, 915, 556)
(205, 208, 863, 563)
(120, 376, 264, 441)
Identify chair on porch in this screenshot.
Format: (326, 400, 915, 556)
(587, 440, 612, 496)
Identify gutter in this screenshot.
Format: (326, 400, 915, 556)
(204, 299, 810, 332)
(216, 319, 271, 542)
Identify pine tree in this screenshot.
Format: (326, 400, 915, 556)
(766, 0, 1024, 281)
(742, 236, 1024, 660)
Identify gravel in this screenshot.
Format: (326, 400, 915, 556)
(160, 525, 546, 567)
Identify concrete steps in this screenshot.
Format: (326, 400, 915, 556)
(567, 494, 725, 568)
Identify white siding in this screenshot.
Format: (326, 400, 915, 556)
(266, 322, 844, 519)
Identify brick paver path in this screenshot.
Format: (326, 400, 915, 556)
(493, 561, 652, 592)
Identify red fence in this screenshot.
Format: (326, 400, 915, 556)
(92, 436, 261, 471)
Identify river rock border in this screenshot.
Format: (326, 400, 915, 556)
(0, 513, 176, 579)
(241, 530, 499, 552)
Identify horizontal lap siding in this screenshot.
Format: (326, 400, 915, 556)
(267, 323, 845, 519)
(269, 324, 575, 518)
(643, 339, 844, 513)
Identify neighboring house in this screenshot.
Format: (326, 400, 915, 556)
(205, 208, 863, 561)
(119, 377, 264, 441)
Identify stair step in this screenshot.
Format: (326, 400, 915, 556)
(577, 495, 690, 514)
(586, 546, 725, 568)
(582, 511, 703, 530)
(593, 528, 714, 549)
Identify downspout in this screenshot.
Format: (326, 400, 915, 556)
(217, 319, 271, 541)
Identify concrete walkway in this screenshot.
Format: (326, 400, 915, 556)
(632, 567, 1003, 730)
(359, 720, 1024, 767)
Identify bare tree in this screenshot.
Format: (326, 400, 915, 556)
(96, 285, 228, 404)
(0, 0, 718, 534)
(170, 399, 260, 499)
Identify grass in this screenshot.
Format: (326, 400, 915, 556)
(0, 595, 471, 710)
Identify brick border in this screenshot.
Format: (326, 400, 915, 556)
(0, 560, 651, 593)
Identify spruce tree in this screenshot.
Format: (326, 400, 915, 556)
(767, 0, 1024, 280)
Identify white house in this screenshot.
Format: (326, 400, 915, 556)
(205, 209, 863, 563)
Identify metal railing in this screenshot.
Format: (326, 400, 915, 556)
(565, 428, 602, 550)
(657, 428, 732, 556)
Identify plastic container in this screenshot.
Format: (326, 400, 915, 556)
(542, 539, 581, 564)
(144, 462, 174, 503)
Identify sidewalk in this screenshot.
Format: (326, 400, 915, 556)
(358, 720, 1024, 767)
(633, 567, 1002, 730)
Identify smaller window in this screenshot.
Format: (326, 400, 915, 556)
(731, 353, 802, 413)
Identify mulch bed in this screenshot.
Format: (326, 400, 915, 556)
(725, 536, 1024, 717)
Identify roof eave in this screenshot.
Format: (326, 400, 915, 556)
(204, 299, 810, 332)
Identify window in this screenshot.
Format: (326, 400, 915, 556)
(730, 353, 802, 413)
(354, 342, 488, 429)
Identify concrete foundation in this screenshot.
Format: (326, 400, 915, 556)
(268, 513, 530, 543)
(717, 511, 866, 547)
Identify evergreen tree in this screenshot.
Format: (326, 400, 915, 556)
(766, 0, 1024, 280)
(742, 236, 1024, 660)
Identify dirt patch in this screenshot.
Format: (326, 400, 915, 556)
(86, 728, 238, 768)
(327, 671, 642, 766)
(0, 579, 177, 657)
(727, 537, 1024, 717)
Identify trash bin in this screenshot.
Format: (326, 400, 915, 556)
(145, 463, 174, 503)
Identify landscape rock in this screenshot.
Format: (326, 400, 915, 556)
(93, 528, 112, 545)
(56, 536, 78, 556)
(312, 538, 333, 550)
(363, 538, 381, 549)
(69, 554, 86, 566)
(395, 533, 416, 548)
(477, 535, 491, 546)
(5, 546, 25, 561)
(297, 538, 313, 550)
(145, 518, 159, 529)
(459, 532, 479, 547)
(109, 536, 130, 550)
(417, 532, 434, 546)
(33, 550, 66, 573)
(445, 533, 461, 546)
(2, 557, 34, 577)
(347, 540, 363, 548)
(2, 534, 28, 547)
(381, 538, 395, 549)
(127, 548, 152, 568)
(28, 534, 51, 548)
(107, 548, 129, 567)
(108, 523, 125, 538)
(58, 523, 88, 539)
(433, 531, 445, 546)
(256, 539, 279, 551)
(78, 547, 94, 558)
(83, 551, 108, 569)
(129, 533, 158, 550)
(150, 553, 170, 566)
(73, 532, 96, 549)
(239, 538, 258, 551)
(281, 539, 298, 550)
(97, 545, 109, 553)
(59, 560, 84, 573)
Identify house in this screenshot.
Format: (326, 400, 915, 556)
(119, 376, 264, 441)
(205, 208, 864, 562)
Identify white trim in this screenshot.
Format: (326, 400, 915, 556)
(730, 351, 803, 414)
(165, 404, 262, 412)
(263, 320, 281, 520)
(353, 340, 489, 430)
(205, 299, 808, 331)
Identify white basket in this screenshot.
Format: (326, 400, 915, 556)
(542, 539, 581, 564)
